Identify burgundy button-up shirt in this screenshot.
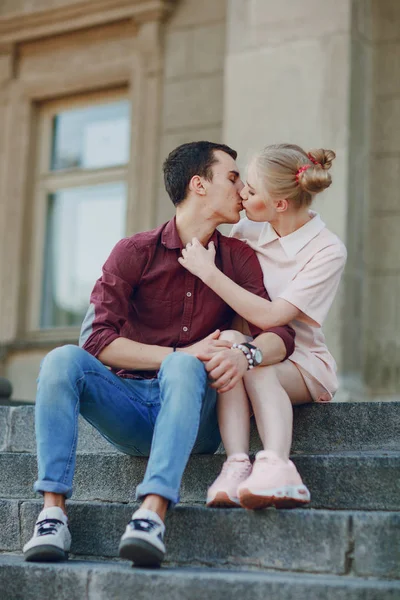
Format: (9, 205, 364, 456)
(80, 218, 295, 378)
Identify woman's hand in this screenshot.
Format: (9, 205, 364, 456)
(178, 237, 217, 281)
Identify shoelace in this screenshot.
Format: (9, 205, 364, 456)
(129, 518, 164, 541)
(222, 459, 251, 481)
(36, 518, 64, 537)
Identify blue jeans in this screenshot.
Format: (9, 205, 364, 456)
(34, 345, 220, 506)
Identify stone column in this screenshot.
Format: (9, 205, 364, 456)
(223, 0, 354, 396)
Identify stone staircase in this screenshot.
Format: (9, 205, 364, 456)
(0, 402, 399, 599)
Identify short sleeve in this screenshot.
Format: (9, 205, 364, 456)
(278, 243, 347, 327)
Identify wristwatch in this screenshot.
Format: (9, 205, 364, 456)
(232, 342, 263, 369)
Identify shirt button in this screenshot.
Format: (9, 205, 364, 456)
(183, 326, 188, 332)
(186, 292, 192, 297)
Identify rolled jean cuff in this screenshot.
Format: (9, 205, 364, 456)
(135, 482, 179, 509)
(34, 480, 72, 499)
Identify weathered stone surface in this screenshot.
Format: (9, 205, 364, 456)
(0, 555, 88, 600)
(294, 452, 400, 511)
(1, 451, 400, 511)
(0, 406, 8, 450)
(7, 406, 114, 454)
(4, 403, 400, 455)
(18, 501, 347, 574)
(290, 402, 400, 453)
(0, 499, 20, 551)
(0, 555, 399, 600)
(353, 512, 400, 579)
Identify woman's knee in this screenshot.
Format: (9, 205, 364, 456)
(244, 364, 281, 391)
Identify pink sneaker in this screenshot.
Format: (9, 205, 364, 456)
(238, 450, 310, 510)
(207, 454, 252, 508)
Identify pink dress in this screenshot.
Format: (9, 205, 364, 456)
(230, 212, 347, 402)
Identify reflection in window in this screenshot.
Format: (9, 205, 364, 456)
(51, 100, 130, 171)
(41, 183, 126, 328)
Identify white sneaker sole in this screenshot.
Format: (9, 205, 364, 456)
(239, 484, 311, 510)
(206, 490, 241, 508)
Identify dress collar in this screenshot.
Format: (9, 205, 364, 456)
(258, 211, 326, 258)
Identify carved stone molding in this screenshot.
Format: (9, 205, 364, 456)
(0, 0, 178, 44)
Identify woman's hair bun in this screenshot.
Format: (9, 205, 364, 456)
(308, 148, 336, 171)
(298, 149, 336, 195)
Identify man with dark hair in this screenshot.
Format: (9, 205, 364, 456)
(23, 141, 295, 568)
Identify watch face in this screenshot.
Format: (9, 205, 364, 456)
(254, 348, 263, 365)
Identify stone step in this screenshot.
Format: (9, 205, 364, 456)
(1, 402, 399, 456)
(1, 499, 399, 579)
(0, 555, 399, 600)
(1, 451, 399, 510)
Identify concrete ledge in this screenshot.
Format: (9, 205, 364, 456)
(18, 501, 349, 575)
(0, 500, 20, 551)
(1, 402, 399, 455)
(0, 451, 399, 510)
(0, 554, 399, 600)
(353, 512, 400, 579)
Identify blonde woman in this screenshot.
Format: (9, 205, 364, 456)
(178, 143, 347, 510)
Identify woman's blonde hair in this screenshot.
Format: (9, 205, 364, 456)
(251, 143, 336, 208)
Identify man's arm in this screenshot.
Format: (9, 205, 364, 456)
(80, 239, 230, 370)
(98, 331, 231, 370)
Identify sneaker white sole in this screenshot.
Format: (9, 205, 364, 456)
(24, 544, 68, 562)
(239, 484, 311, 510)
(206, 490, 241, 508)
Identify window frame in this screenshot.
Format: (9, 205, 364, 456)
(28, 87, 130, 340)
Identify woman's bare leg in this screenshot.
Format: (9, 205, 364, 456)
(217, 330, 251, 456)
(244, 361, 311, 461)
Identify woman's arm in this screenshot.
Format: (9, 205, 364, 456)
(178, 238, 300, 330)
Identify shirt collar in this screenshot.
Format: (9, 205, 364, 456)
(161, 216, 220, 250)
(258, 211, 326, 258)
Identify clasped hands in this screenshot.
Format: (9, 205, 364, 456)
(184, 331, 248, 394)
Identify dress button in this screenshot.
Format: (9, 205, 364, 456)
(186, 292, 192, 297)
(183, 326, 188, 332)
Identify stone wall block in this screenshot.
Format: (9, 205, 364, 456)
(189, 23, 226, 75)
(374, 42, 400, 96)
(366, 214, 400, 270)
(353, 512, 400, 578)
(163, 74, 223, 130)
(168, 0, 226, 28)
(164, 29, 190, 79)
(370, 156, 400, 212)
(373, 97, 400, 153)
(0, 499, 20, 550)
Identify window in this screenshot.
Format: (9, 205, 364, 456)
(30, 89, 130, 332)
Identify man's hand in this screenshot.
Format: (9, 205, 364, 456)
(183, 330, 232, 361)
(205, 348, 248, 393)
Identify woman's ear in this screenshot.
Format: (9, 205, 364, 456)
(275, 198, 289, 213)
(189, 175, 206, 196)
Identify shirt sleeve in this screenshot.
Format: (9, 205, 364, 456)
(79, 238, 144, 358)
(233, 241, 295, 360)
(278, 243, 347, 327)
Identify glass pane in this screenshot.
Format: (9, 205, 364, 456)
(51, 100, 130, 171)
(41, 182, 126, 328)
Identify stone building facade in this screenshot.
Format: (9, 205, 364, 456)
(0, 0, 398, 402)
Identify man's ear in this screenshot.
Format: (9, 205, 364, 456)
(189, 175, 206, 196)
(275, 198, 289, 213)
